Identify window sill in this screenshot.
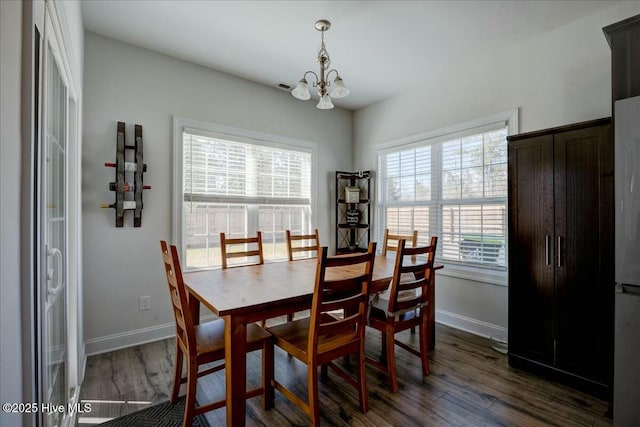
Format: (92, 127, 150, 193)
(437, 263, 507, 286)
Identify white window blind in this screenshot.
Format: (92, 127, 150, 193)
(182, 131, 312, 269)
(378, 125, 508, 269)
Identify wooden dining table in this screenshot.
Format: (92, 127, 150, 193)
(184, 255, 442, 426)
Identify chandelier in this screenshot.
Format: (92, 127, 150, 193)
(291, 19, 350, 109)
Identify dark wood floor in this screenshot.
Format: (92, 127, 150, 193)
(77, 323, 612, 426)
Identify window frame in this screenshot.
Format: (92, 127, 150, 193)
(172, 117, 318, 271)
(374, 109, 518, 285)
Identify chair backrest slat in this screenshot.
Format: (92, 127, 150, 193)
(401, 263, 430, 275)
(225, 250, 262, 259)
(320, 293, 363, 314)
(318, 313, 360, 336)
(220, 231, 264, 269)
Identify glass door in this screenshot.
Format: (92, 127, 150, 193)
(40, 24, 68, 427)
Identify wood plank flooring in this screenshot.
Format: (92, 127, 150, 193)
(77, 323, 612, 426)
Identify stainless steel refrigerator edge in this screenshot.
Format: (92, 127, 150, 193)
(614, 95, 640, 426)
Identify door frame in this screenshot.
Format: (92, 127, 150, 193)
(20, 1, 83, 425)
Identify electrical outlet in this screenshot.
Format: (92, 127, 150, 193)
(139, 295, 151, 311)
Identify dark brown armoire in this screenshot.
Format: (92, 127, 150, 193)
(507, 118, 614, 398)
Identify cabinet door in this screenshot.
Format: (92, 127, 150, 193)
(554, 124, 614, 385)
(508, 135, 555, 364)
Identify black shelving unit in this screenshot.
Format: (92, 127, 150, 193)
(335, 171, 371, 254)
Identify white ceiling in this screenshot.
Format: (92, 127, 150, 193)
(81, 0, 620, 111)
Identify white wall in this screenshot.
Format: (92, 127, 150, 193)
(82, 33, 352, 353)
(1, 2, 25, 426)
(353, 2, 639, 338)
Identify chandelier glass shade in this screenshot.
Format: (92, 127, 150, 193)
(291, 19, 349, 109)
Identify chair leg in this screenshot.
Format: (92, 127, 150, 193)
(320, 364, 328, 380)
(385, 326, 398, 393)
(342, 354, 350, 367)
(380, 333, 387, 361)
(308, 363, 320, 426)
(171, 341, 183, 402)
(410, 310, 418, 334)
(420, 317, 430, 376)
(287, 313, 293, 322)
(183, 355, 198, 427)
(357, 346, 369, 413)
(263, 340, 275, 410)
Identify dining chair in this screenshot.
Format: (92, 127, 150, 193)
(286, 229, 320, 261)
(220, 231, 264, 269)
(265, 242, 377, 426)
(382, 228, 419, 332)
(159, 241, 273, 426)
(381, 228, 418, 256)
(221, 231, 269, 326)
(365, 236, 437, 392)
(285, 229, 320, 322)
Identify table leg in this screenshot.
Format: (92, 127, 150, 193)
(188, 292, 200, 325)
(429, 272, 436, 350)
(428, 267, 443, 350)
(225, 315, 247, 427)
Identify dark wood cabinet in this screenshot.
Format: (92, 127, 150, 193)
(508, 118, 614, 398)
(603, 14, 640, 102)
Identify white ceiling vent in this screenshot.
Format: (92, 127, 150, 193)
(275, 82, 293, 92)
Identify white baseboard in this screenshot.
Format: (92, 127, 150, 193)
(435, 309, 507, 340)
(85, 315, 216, 356)
(85, 311, 505, 356)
